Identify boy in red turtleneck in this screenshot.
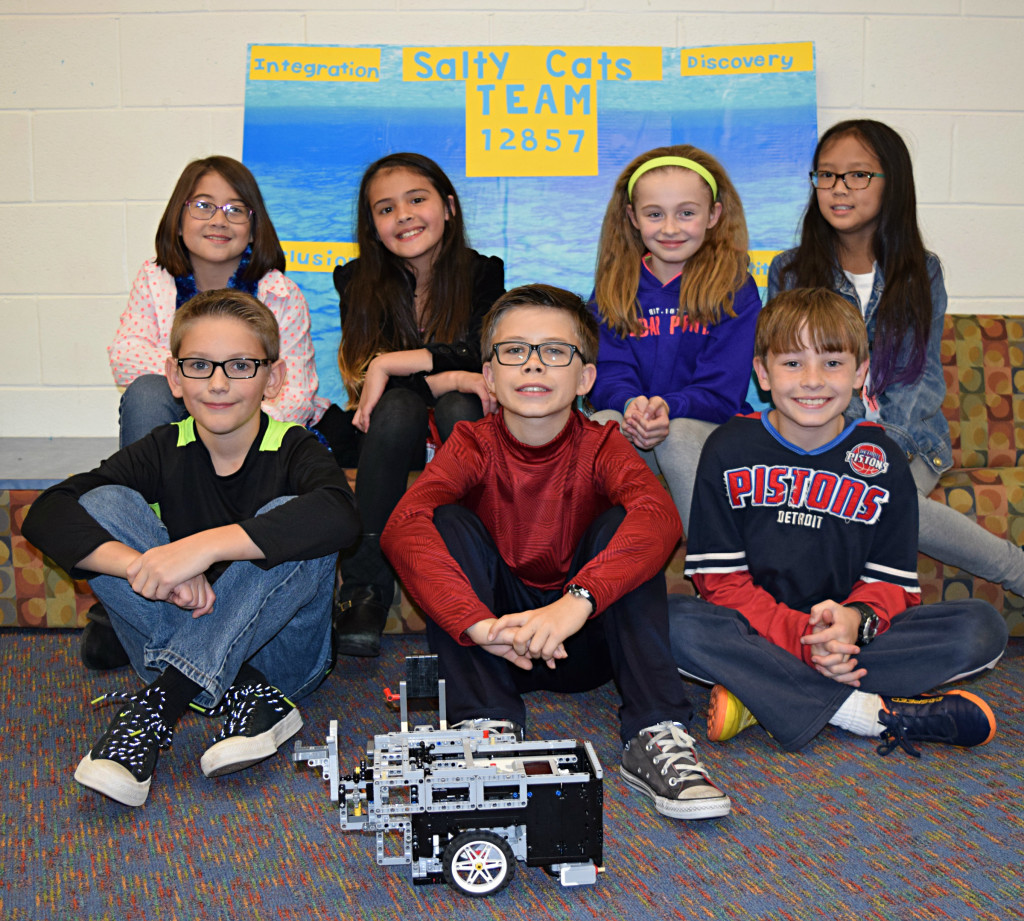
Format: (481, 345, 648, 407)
(381, 283, 731, 823)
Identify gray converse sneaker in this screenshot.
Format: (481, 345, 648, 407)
(620, 721, 731, 820)
(451, 718, 524, 740)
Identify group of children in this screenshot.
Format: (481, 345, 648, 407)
(23, 119, 1012, 816)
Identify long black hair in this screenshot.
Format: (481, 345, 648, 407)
(338, 152, 473, 398)
(780, 120, 933, 395)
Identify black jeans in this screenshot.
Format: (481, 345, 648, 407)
(339, 388, 482, 594)
(669, 595, 1008, 751)
(425, 504, 694, 744)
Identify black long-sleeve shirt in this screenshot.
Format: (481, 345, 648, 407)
(23, 413, 359, 579)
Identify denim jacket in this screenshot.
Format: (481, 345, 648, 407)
(767, 250, 952, 474)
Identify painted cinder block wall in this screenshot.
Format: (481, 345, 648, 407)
(1, 0, 1021, 437)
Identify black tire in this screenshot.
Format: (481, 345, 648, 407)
(441, 830, 515, 897)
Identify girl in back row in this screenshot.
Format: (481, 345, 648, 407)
(589, 144, 761, 533)
(769, 119, 1024, 595)
(328, 152, 504, 656)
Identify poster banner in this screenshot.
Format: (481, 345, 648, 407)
(243, 43, 817, 405)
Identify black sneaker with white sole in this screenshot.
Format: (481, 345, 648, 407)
(621, 721, 731, 820)
(200, 682, 302, 778)
(74, 686, 174, 807)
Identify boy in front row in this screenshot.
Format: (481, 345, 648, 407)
(382, 284, 730, 821)
(671, 288, 1007, 757)
(24, 291, 359, 807)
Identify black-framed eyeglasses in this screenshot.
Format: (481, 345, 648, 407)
(809, 170, 885, 191)
(176, 358, 268, 379)
(184, 199, 253, 224)
(491, 341, 581, 367)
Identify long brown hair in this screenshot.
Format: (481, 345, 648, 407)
(778, 120, 933, 394)
(338, 153, 474, 398)
(154, 156, 285, 282)
(594, 144, 749, 338)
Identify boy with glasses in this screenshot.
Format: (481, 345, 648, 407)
(24, 290, 358, 807)
(381, 284, 731, 822)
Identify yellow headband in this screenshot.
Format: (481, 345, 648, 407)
(627, 156, 718, 202)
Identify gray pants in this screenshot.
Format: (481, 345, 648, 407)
(668, 594, 1007, 751)
(590, 411, 716, 535)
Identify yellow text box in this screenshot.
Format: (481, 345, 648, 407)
(682, 43, 813, 77)
(748, 250, 782, 287)
(404, 46, 661, 83)
(466, 81, 598, 177)
(404, 46, 660, 177)
(281, 241, 359, 273)
(249, 46, 381, 82)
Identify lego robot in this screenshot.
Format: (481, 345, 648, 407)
(293, 656, 604, 897)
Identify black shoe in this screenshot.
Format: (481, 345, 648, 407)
(333, 585, 391, 657)
(200, 682, 302, 777)
(877, 690, 997, 757)
(620, 721, 732, 820)
(74, 686, 174, 807)
(80, 603, 130, 671)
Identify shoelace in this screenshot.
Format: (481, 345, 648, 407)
(876, 707, 956, 758)
(205, 683, 286, 742)
(91, 689, 174, 765)
(644, 723, 710, 784)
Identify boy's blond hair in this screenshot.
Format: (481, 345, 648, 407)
(755, 288, 868, 365)
(170, 289, 280, 361)
(481, 284, 600, 365)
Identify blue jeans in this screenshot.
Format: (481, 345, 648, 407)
(80, 486, 335, 707)
(119, 374, 187, 448)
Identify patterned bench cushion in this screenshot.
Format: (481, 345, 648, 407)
(942, 315, 1024, 470)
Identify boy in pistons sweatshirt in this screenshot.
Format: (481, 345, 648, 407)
(670, 287, 1006, 757)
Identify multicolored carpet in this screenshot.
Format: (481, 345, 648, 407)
(3, 630, 1022, 920)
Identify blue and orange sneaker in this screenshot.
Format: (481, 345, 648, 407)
(877, 690, 996, 757)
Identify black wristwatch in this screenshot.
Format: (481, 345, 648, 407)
(564, 583, 595, 614)
(848, 601, 879, 646)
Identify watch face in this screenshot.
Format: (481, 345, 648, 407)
(859, 612, 878, 645)
(566, 585, 594, 612)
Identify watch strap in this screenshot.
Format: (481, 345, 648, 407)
(564, 583, 595, 614)
(847, 601, 879, 646)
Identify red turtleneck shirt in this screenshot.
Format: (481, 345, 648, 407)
(381, 409, 682, 643)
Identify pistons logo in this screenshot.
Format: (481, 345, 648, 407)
(846, 443, 889, 477)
